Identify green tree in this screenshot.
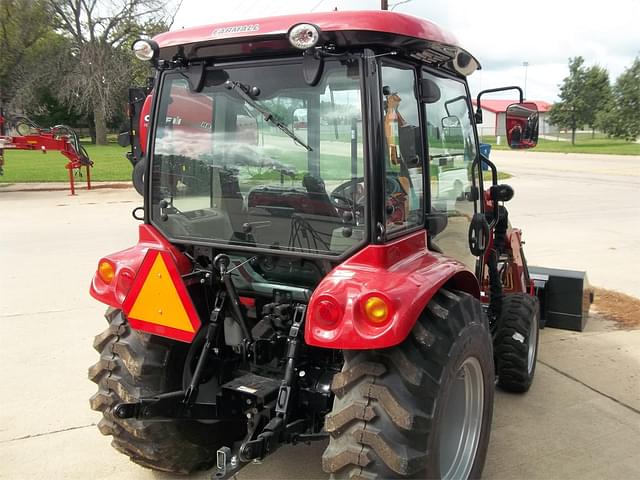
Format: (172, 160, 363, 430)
(596, 57, 640, 141)
(9, 32, 75, 117)
(49, 0, 177, 144)
(548, 56, 589, 145)
(0, 0, 53, 109)
(583, 65, 611, 138)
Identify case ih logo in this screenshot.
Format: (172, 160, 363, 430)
(212, 24, 260, 37)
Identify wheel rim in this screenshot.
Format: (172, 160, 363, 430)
(439, 357, 485, 480)
(528, 312, 539, 375)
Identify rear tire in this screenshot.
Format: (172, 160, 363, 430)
(322, 289, 494, 479)
(494, 293, 540, 393)
(88, 308, 236, 473)
(132, 159, 146, 196)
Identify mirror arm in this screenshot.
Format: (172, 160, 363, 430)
(480, 153, 499, 229)
(475, 86, 524, 123)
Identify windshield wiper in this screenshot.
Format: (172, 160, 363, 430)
(224, 80, 312, 152)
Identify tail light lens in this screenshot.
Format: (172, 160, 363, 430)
(97, 260, 115, 284)
(361, 294, 393, 326)
(315, 296, 342, 329)
(115, 268, 135, 304)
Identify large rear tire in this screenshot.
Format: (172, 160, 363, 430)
(494, 293, 540, 393)
(322, 289, 494, 479)
(88, 308, 237, 473)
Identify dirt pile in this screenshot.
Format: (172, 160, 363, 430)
(592, 288, 640, 329)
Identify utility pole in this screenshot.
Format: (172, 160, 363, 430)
(381, 0, 388, 10)
(523, 61, 529, 99)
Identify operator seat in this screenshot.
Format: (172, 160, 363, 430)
(302, 174, 339, 217)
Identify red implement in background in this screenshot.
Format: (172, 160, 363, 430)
(0, 112, 93, 195)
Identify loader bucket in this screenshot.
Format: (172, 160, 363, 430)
(529, 267, 594, 332)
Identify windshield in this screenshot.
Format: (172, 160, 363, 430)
(150, 59, 365, 256)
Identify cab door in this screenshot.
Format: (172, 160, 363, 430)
(422, 70, 480, 271)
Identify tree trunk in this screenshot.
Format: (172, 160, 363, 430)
(592, 127, 595, 139)
(93, 103, 108, 145)
(571, 127, 576, 145)
(87, 113, 96, 144)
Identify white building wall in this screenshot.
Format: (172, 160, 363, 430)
(477, 110, 497, 138)
(539, 112, 558, 135)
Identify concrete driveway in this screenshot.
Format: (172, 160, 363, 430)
(0, 150, 639, 479)
(490, 150, 640, 298)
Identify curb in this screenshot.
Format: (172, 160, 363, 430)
(0, 182, 133, 193)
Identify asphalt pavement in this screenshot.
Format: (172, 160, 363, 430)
(0, 150, 639, 479)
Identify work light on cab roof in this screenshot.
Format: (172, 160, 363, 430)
(132, 38, 159, 61)
(288, 23, 320, 49)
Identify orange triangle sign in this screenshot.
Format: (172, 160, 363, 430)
(123, 250, 201, 342)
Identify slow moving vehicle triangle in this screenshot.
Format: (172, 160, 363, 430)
(123, 250, 201, 342)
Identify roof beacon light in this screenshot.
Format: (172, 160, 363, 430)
(288, 23, 320, 50)
(132, 39, 159, 61)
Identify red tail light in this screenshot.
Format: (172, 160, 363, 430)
(315, 296, 342, 329)
(115, 268, 135, 304)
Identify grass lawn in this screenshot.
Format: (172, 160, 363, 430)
(1, 140, 513, 184)
(0, 143, 132, 183)
(478, 133, 640, 155)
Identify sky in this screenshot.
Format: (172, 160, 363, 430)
(172, 0, 640, 102)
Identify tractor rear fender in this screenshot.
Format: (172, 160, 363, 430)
(305, 230, 479, 350)
(89, 224, 191, 308)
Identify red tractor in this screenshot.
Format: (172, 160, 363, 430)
(90, 11, 542, 479)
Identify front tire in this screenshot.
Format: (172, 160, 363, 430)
(88, 308, 231, 473)
(322, 289, 494, 479)
(494, 293, 540, 393)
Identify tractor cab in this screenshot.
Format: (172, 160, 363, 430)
(136, 12, 533, 277)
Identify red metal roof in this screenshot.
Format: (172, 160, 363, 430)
(154, 10, 459, 49)
(472, 99, 552, 113)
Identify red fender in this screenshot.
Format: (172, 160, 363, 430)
(89, 224, 191, 308)
(305, 230, 480, 350)
(138, 94, 152, 156)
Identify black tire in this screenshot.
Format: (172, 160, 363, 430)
(494, 293, 540, 393)
(132, 159, 146, 196)
(322, 289, 494, 479)
(88, 308, 236, 473)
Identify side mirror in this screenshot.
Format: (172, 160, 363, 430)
(505, 102, 539, 149)
(442, 116, 461, 128)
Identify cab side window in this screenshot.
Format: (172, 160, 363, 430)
(380, 64, 424, 236)
(423, 71, 477, 270)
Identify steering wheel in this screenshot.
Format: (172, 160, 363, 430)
(331, 176, 405, 208)
(330, 178, 365, 213)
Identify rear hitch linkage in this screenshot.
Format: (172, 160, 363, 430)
(112, 284, 324, 479)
